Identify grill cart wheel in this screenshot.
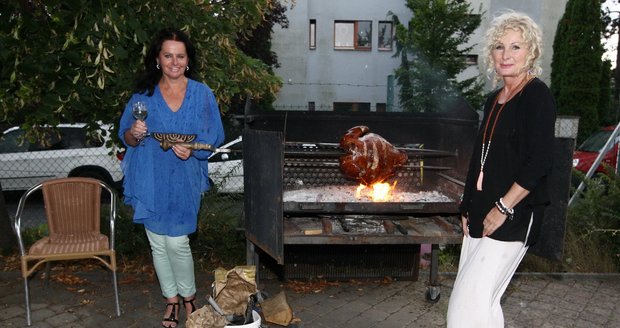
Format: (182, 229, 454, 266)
(425, 286, 441, 303)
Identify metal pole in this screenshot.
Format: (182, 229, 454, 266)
(616, 18, 620, 122)
(243, 94, 252, 129)
(387, 74, 394, 112)
(616, 31, 620, 122)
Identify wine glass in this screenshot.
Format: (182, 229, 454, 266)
(131, 101, 149, 144)
(132, 101, 148, 121)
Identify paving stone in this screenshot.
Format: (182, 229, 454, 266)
(30, 307, 57, 321)
(412, 310, 446, 327)
(45, 312, 79, 326)
(371, 297, 410, 314)
(1, 272, 620, 327)
(340, 298, 375, 312)
(541, 284, 572, 298)
(3, 315, 28, 327)
(29, 302, 48, 311)
(383, 307, 422, 328)
(0, 305, 24, 320)
(578, 309, 613, 325)
(556, 298, 587, 312)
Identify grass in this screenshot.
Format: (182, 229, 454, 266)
(431, 172, 620, 274)
(192, 191, 246, 271)
(113, 190, 247, 273)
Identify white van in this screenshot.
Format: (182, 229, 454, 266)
(208, 135, 243, 193)
(0, 123, 123, 191)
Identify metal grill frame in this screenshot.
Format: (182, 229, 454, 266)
(243, 110, 479, 286)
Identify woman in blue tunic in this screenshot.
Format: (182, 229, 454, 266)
(118, 28, 224, 328)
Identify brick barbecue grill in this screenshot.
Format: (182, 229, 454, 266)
(243, 109, 479, 301)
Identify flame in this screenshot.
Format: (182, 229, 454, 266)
(355, 184, 366, 199)
(355, 181, 397, 202)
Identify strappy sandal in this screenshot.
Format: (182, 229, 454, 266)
(162, 302, 179, 328)
(183, 296, 197, 316)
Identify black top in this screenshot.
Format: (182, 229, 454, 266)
(458, 78, 557, 245)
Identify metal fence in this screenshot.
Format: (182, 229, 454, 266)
(0, 124, 124, 192)
(0, 115, 579, 198)
(0, 148, 243, 193)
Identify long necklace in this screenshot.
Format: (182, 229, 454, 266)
(476, 77, 530, 191)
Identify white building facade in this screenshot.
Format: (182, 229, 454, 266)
(271, 0, 568, 112)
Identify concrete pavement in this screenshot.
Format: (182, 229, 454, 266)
(1, 270, 619, 327)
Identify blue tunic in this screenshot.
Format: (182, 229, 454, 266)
(118, 79, 225, 236)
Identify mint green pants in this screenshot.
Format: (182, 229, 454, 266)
(145, 229, 196, 298)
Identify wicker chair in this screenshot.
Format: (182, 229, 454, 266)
(11, 177, 121, 326)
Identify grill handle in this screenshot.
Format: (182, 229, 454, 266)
(399, 204, 425, 210)
(298, 204, 324, 210)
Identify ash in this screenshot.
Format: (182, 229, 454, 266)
(283, 185, 453, 203)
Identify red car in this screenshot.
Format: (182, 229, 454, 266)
(572, 125, 619, 175)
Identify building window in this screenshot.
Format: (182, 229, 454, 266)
(309, 19, 316, 50)
(376, 103, 387, 112)
(308, 101, 315, 111)
(378, 21, 393, 50)
(333, 102, 371, 112)
(334, 20, 372, 50)
(463, 54, 478, 66)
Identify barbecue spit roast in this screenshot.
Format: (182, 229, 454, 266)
(243, 110, 481, 300)
(339, 125, 408, 185)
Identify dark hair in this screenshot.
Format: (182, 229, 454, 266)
(134, 28, 197, 96)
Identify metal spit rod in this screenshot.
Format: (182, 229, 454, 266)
(285, 141, 457, 158)
(284, 160, 452, 171)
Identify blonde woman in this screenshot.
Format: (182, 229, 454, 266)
(447, 11, 556, 327)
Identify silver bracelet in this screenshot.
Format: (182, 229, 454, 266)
(499, 198, 514, 215)
(496, 197, 514, 220)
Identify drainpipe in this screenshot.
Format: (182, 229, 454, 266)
(387, 75, 394, 112)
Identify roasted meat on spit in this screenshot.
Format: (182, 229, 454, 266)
(339, 125, 408, 185)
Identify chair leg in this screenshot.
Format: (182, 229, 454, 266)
(23, 275, 32, 326)
(44, 262, 51, 288)
(111, 270, 121, 317)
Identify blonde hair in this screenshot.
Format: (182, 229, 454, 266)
(483, 11, 543, 86)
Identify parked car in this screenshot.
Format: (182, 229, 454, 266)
(572, 125, 619, 175)
(208, 135, 243, 193)
(0, 124, 243, 193)
(0, 123, 123, 191)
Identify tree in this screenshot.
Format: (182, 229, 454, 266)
(602, 0, 619, 124)
(392, 0, 484, 112)
(236, 1, 289, 70)
(0, 0, 282, 137)
(0, 183, 16, 251)
(0, 0, 283, 251)
(232, 0, 290, 113)
(551, 0, 606, 142)
(599, 59, 613, 125)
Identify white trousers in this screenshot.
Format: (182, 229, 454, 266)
(145, 228, 196, 298)
(446, 235, 528, 328)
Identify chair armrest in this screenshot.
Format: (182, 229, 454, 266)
(12, 183, 44, 256)
(98, 181, 117, 250)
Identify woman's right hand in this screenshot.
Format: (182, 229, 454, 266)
(131, 120, 148, 141)
(460, 215, 469, 237)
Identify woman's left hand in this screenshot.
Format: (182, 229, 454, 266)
(482, 206, 508, 237)
(172, 144, 192, 160)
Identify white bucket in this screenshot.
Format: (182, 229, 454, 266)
(224, 310, 261, 328)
